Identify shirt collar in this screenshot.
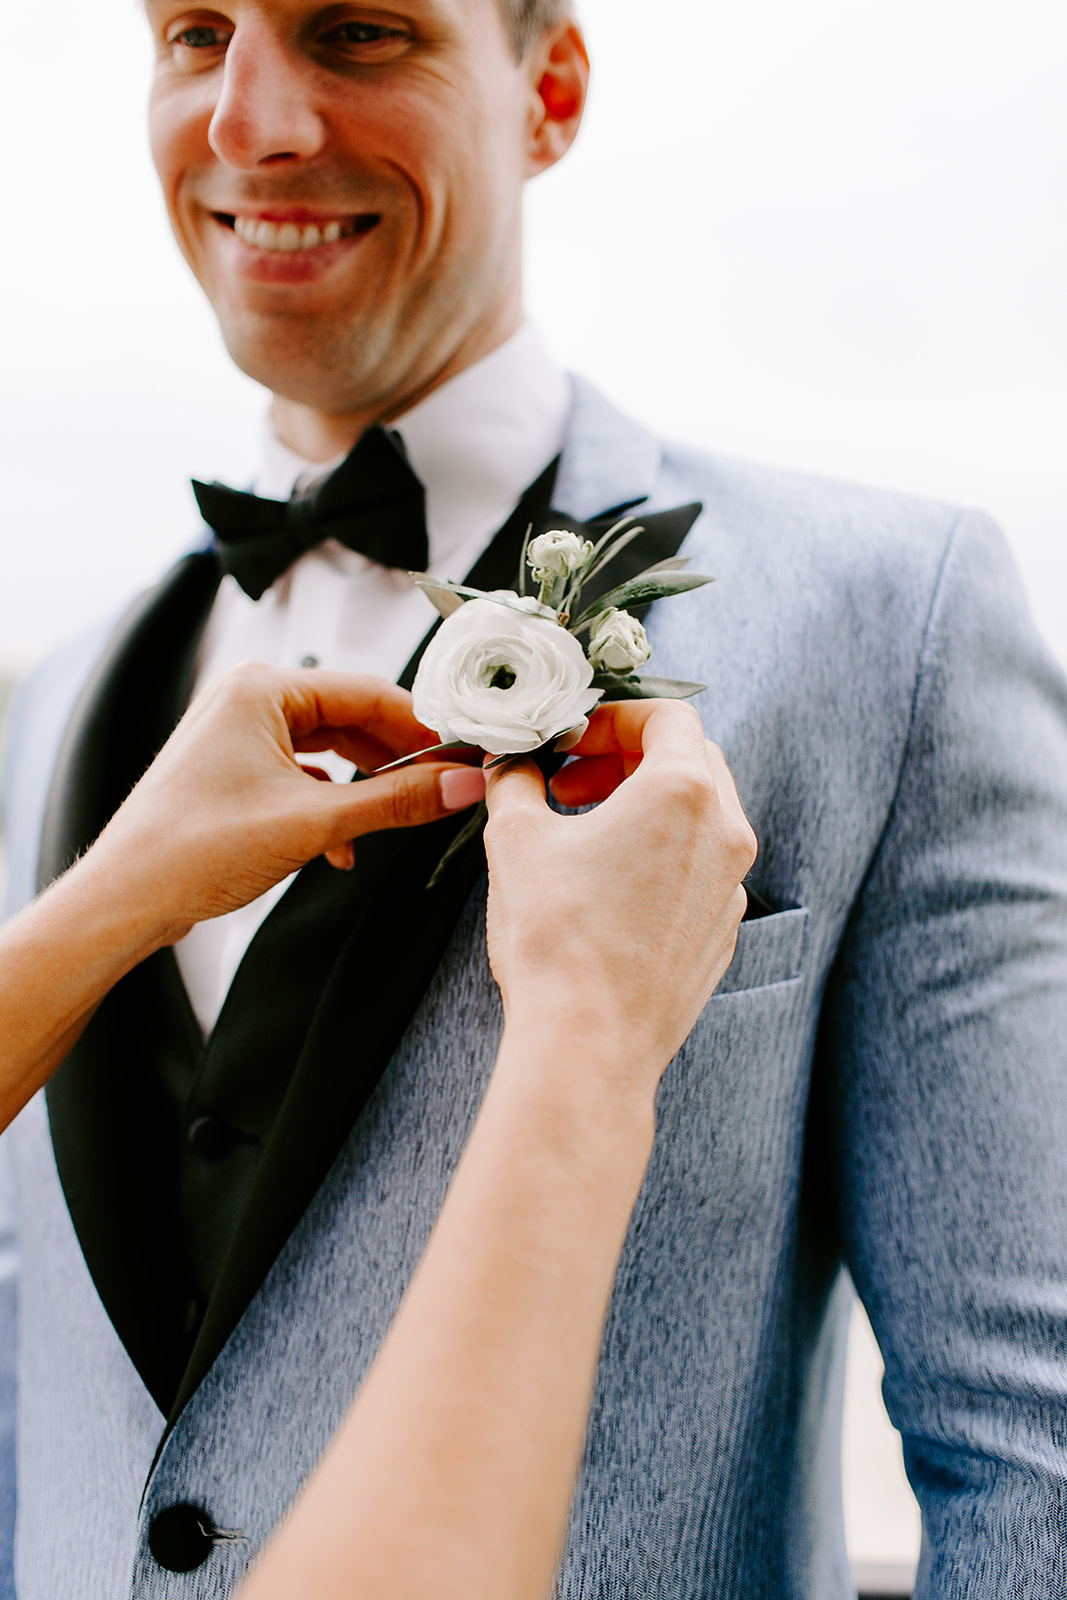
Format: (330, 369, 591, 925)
(254, 323, 570, 572)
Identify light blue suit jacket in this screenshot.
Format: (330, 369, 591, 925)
(3, 377, 1067, 1597)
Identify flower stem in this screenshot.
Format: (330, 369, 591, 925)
(425, 801, 489, 890)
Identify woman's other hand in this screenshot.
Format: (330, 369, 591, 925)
(484, 699, 755, 1102)
(237, 705, 754, 1600)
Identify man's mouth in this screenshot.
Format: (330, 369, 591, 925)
(215, 213, 380, 253)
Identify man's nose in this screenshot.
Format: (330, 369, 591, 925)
(208, 22, 327, 168)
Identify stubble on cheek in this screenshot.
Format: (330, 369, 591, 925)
(210, 219, 414, 409)
(161, 78, 522, 416)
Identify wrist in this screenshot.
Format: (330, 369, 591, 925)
(81, 806, 205, 948)
(492, 1009, 659, 1173)
(501, 981, 670, 1086)
(54, 842, 185, 973)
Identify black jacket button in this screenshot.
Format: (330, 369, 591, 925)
(187, 1114, 233, 1160)
(148, 1503, 216, 1572)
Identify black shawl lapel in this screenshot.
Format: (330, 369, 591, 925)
(40, 552, 223, 1406)
(168, 481, 704, 1422)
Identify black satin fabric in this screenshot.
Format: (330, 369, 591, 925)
(193, 424, 428, 601)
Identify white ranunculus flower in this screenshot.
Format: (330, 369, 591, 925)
(587, 608, 652, 674)
(412, 596, 602, 756)
(527, 529, 593, 581)
(485, 590, 556, 619)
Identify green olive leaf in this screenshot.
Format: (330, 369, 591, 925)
(570, 571, 715, 633)
(592, 674, 707, 700)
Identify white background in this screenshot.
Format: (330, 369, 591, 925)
(3, 0, 1066, 1575)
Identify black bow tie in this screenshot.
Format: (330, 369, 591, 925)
(191, 425, 429, 601)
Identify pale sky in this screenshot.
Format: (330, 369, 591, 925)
(1, 0, 1064, 673)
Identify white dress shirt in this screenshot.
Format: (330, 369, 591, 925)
(175, 325, 570, 1035)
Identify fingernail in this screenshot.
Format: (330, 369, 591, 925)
(440, 767, 487, 811)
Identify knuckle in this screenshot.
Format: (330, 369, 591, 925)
(222, 660, 275, 709)
(669, 699, 704, 734)
(230, 661, 272, 692)
(655, 760, 712, 813)
(483, 809, 519, 856)
(386, 771, 423, 829)
(732, 817, 758, 873)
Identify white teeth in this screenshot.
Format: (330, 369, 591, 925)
(232, 215, 349, 252)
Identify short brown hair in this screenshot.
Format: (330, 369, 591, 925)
(498, 0, 567, 58)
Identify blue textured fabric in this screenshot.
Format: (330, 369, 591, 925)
(0, 621, 119, 1600)
(0, 1147, 17, 1600)
(2, 378, 1067, 1597)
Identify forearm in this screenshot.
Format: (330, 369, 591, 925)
(0, 849, 170, 1132)
(239, 1020, 658, 1600)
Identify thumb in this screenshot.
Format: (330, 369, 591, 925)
(484, 755, 549, 823)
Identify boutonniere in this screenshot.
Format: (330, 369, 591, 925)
(383, 516, 714, 884)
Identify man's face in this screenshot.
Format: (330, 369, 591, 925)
(146, 0, 563, 417)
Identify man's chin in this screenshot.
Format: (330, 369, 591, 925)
(216, 317, 394, 418)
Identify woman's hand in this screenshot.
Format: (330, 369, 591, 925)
(84, 662, 486, 944)
(0, 664, 484, 1133)
(483, 700, 755, 1102)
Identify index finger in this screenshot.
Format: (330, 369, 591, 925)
(563, 698, 708, 762)
(279, 670, 435, 756)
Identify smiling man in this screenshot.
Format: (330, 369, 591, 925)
(4, 0, 1067, 1597)
(150, 0, 574, 444)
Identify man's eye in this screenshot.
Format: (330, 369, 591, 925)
(322, 20, 405, 47)
(171, 25, 230, 48)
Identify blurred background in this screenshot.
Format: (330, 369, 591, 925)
(2, 0, 1066, 1589)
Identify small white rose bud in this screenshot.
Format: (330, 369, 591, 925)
(527, 529, 593, 581)
(587, 608, 652, 674)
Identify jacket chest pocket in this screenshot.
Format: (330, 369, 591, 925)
(642, 907, 812, 1243)
(714, 906, 808, 995)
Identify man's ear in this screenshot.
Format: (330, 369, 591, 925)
(524, 19, 590, 176)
